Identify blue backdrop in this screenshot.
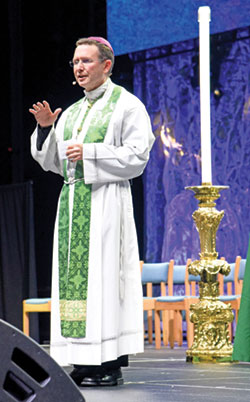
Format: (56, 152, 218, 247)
(107, 0, 250, 55)
(131, 27, 250, 264)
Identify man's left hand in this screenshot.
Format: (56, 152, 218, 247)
(66, 144, 83, 162)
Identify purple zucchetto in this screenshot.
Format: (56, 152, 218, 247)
(87, 36, 114, 54)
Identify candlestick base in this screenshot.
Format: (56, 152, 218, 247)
(185, 185, 233, 363)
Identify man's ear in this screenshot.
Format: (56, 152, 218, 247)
(103, 59, 112, 74)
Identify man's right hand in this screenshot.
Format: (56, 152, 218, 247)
(29, 100, 62, 127)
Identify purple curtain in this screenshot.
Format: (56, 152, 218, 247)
(131, 28, 250, 265)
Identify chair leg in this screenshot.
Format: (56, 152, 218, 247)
(185, 301, 193, 348)
(155, 309, 162, 349)
(147, 311, 153, 344)
(228, 322, 232, 341)
(173, 310, 184, 348)
(169, 311, 175, 349)
(23, 306, 29, 336)
(174, 311, 183, 346)
(162, 311, 169, 346)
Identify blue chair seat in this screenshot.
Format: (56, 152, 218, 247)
(156, 295, 185, 302)
(25, 298, 51, 304)
(23, 298, 51, 337)
(219, 295, 240, 301)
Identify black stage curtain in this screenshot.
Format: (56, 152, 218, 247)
(0, 181, 38, 338)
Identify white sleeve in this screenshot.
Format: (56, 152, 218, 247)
(83, 104, 155, 184)
(30, 112, 67, 176)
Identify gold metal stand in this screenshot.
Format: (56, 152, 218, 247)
(186, 185, 233, 363)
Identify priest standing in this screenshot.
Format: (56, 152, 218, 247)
(29, 37, 154, 387)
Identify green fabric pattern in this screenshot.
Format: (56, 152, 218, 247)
(58, 85, 122, 338)
(232, 235, 250, 361)
(58, 97, 85, 336)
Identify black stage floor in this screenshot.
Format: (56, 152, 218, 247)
(64, 344, 250, 402)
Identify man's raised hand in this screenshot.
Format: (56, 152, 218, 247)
(29, 101, 62, 127)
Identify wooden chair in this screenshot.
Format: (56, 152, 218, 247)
(23, 298, 51, 337)
(235, 258, 247, 296)
(154, 259, 193, 349)
(218, 256, 242, 339)
(141, 260, 173, 345)
(185, 272, 200, 346)
(218, 256, 241, 316)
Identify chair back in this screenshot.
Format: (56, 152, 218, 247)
(141, 262, 170, 284)
(238, 259, 246, 280)
(235, 258, 246, 295)
(188, 274, 201, 282)
(224, 263, 235, 283)
(187, 273, 201, 296)
(140, 260, 144, 274)
(224, 262, 236, 295)
(218, 256, 241, 295)
(141, 261, 174, 297)
(168, 259, 191, 297)
(173, 265, 187, 284)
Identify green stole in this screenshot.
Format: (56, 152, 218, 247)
(58, 85, 122, 338)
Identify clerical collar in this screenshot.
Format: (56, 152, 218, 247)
(84, 78, 111, 102)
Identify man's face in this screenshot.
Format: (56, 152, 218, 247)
(73, 44, 111, 91)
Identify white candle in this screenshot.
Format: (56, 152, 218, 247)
(198, 6, 212, 185)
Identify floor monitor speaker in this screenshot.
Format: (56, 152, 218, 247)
(0, 319, 85, 401)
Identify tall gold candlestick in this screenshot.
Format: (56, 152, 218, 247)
(186, 185, 233, 363)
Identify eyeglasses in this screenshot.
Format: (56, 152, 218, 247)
(69, 58, 107, 67)
(69, 58, 102, 67)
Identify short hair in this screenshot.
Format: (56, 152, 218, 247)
(75, 38, 114, 75)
